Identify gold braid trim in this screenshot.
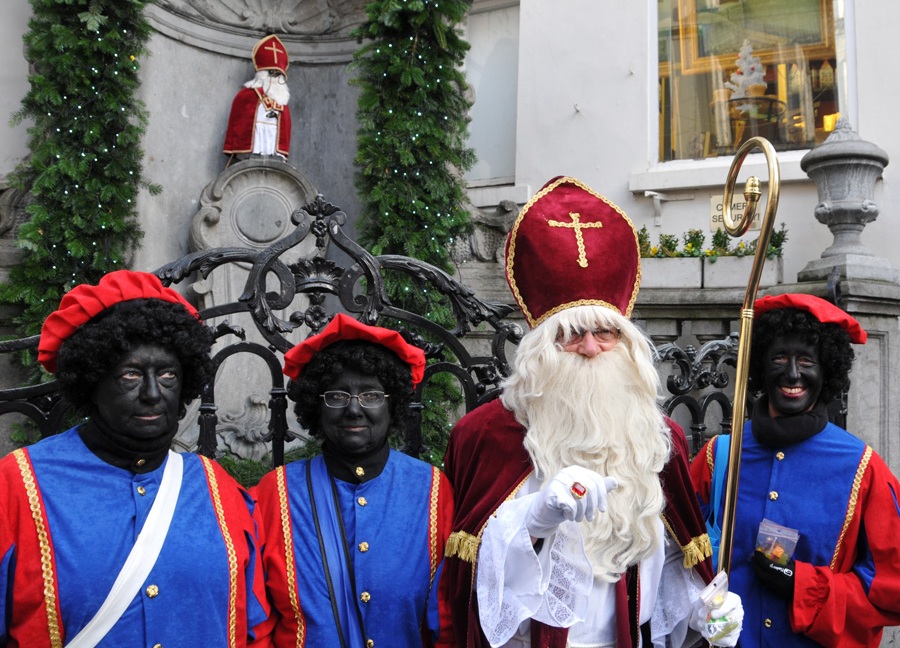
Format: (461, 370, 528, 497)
(831, 445, 872, 570)
(15, 449, 63, 648)
(427, 467, 441, 585)
(706, 435, 718, 473)
(277, 466, 305, 647)
(201, 457, 239, 648)
(662, 514, 713, 569)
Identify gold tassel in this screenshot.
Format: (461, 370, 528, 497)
(682, 533, 714, 569)
(445, 531, 480, 564)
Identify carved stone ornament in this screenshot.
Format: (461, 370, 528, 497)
(177, 158, 320, 458)
(146, 0, 368, 63)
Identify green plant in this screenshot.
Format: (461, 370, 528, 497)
(637, 226, 652, 258)
(710, 227, 732, 255)
(217, 446, 316, 488)
(640, 224, 788, 260)
(656, 233, 680, 257)
(682, 229, 705, 257)
(767, 222, 789, 257)
(3, 0, 156, 350)
(9, 422, 42, 448)
(351, 0, 475, 466)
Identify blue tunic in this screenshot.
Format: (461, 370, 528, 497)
(0, 427, 268, 647)
(695, 421, 900, 647)
(254, 449, 454, 647)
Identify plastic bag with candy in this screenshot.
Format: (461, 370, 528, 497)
(756, 518, 799, 566)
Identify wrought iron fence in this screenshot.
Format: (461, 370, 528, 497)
(0, 193, 793, 463)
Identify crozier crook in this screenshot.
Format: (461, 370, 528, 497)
(718, 136, 781, 574)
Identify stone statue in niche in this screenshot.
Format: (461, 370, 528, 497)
(223, 34, 292, 162)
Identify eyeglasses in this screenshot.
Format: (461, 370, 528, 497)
(559, 327, 621, 345)
(320, 391, 390, 409)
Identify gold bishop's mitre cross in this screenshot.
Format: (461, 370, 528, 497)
(547, 211, 603, 268)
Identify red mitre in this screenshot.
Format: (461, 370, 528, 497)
(38, 270, 201, 374)
(505, 176, 641, 328)
(283, 313, 426, 385)
(252, 35, 289, 74)
(755, 293, 867, 344)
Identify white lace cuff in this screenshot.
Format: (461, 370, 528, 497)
(649, 535, 704, 648)
(476, 493, 593, 646)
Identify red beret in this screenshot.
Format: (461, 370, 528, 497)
(283, 313, 426, 386)
(505, 176, 640, 327)
(754, 293, 867, 344)
(252, 34, 289, 74)
(37, 270, 201, 374)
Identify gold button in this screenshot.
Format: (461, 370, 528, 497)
(355, 466, 365, 477)
(765, 618, 773, 628)
(776, 451, 785, 460)
(135, 459, 146, 467)
(360, 591, 371, 603)
(137, 486, 146, 496)
(146, 584, 159, 598)
(359, 541, 369, 552)
(357, 496, 367, 506)
(366, 641, 374, 648)
(153, 645, 163, 648)
(769, 491, 778, 501)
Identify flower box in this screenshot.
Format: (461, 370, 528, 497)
(702, 255, 783, 289)
(638, 256, 783, 289)
(639, 257, 703, 289)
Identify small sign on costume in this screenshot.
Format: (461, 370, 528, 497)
(710, 195, 762, 232)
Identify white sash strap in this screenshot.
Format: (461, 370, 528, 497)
(65, 451, 184, 648)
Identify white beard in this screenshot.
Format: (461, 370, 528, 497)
(245, 71, 291, 107)
(501, 308, 671, 582)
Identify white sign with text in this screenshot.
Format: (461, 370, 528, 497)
(710, 195, 761, 232)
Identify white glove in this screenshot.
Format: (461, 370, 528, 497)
(691, 590, 744, 647)
(524, 466, 619, 538)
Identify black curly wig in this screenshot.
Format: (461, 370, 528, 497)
(55, 299, 214, 414)
(289, 340, 414, 439)
(748, 307, 854, 405)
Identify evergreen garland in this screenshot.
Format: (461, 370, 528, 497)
(4, 0, 155, 343)
(351, 0, 476, 465)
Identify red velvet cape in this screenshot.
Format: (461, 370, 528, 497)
(223, 86, 292, 158)
(442, 398, 713, 648)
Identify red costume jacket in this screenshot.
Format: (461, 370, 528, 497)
(223, 87, 291, 159)
(442, 399, 713, 648)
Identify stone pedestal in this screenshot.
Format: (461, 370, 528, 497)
(798, 119, 898, 283)
(176, 158, 319, 459)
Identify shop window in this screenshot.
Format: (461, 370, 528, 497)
(659, 0, 839, 161)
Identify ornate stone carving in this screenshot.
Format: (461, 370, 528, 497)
(154, 0, 365, 35)
(146, 1, 367, 62)
(179, 157, 319, 458)
(451, 199, 519, 264)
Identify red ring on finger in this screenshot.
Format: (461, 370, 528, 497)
(570, 482, 588, 499)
